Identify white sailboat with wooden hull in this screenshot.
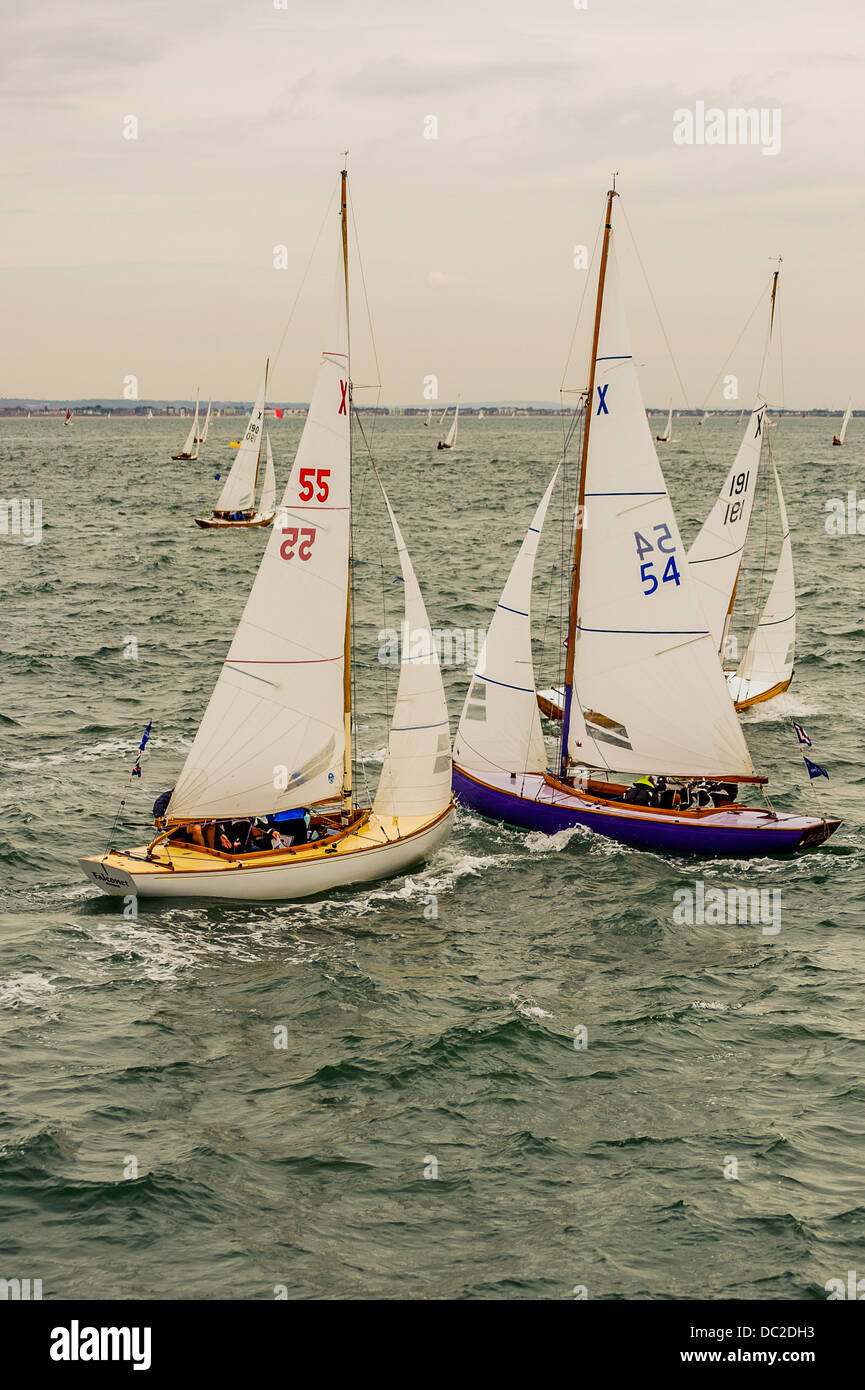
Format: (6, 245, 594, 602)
(687, 267, 794, 710)
(832, 399, 852, 446)
(196, 376, 276, 529)
(453, 186, 838, 856)
(172, 392, 200, 460)
(655, 401, 673, 443)
(81, 167, 454, 902)
(437, 399, 459, 450)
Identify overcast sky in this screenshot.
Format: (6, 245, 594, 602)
(3, 0, 863, 407)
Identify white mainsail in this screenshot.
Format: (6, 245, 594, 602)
(839, 399, 853, 444)
(727, 457, 795, 705)
(181, 393, 200, 456)
(444, 400, 459, 448)
(657, 401, 672, 442)
(374, 496, 452, 819)
(198, 399, 212, 445)
(454, 471, 559, 778)
(687, 395, 767, 653)
(258, 433, 276, 518)
(168, 260, 350, 822)
(565, 238, 755, 780)
(213, 374, 267, 515)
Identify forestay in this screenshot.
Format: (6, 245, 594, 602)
(454, 470, 559, 777)
(374, 496, 452, 819)
(168, 258, 350, 821)
(728, 457, 795, 704)
(688, 396, 767, 653)
(568, 239, 755, 780)
(215, 375, 267, 514)
(259, 434, 276, 517)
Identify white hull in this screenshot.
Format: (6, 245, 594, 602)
(80, 807, 453, 902)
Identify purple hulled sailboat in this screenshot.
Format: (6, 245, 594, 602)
(452, 185, 839, 856)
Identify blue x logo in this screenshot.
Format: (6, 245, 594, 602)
(596, 384, 609, 415)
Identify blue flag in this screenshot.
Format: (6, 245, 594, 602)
(804, 756, 828, 780)
(138, 720, 152, 753)
(792, 721, 812, 747)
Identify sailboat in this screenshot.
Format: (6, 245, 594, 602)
(832, 399, 852, 446)
(197, 399, 212, 447)
(64, 409, 72, 426)
(687, 267, 794, 710)
(452, 185, 838, 856)
(80, 166, 454, 901)
(655, 401, 673, 443)
(437, 399, 459, 450)
(195, 366, 275, 529)
(423, 407, 432, 426)
(147, 409, 154, 420)
(172, 391, 200, 460)
(698, 410, 713, 426)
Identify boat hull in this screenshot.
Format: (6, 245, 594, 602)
(194, 513, 274, 530)
(80, 806, 454, 902)
(453, 766, 839, 856)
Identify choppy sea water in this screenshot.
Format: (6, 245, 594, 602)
(1, 413, 863, 1300)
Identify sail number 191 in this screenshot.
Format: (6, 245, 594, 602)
(634, 524, 680, 595)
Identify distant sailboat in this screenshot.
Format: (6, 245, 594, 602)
(453, 184, 838, 856)
(655, 401, 673, 443)
(172, 391, 200, 460)
(80, 165, 454, 902)
(196, 365, 274, 529)
(197, 399, 212, 447)
(147, 409, 154, 420)
(64, 409, 72, 426)
(423, 407, 432, 427)
(832, 399, 852, 446)
(437, 398, 459, 450)
(478, 409, 485, 420)
(688, 266, 795, 710)
(698, 410, 713, 426)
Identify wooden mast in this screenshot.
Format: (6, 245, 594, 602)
(340, 161, 353, 815)
(560, 183, 618, 779)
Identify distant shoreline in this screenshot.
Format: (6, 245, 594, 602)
(0, 404, 854, 420)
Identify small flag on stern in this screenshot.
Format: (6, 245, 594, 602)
(804, 756, 829, 780)
(792, 721, 812, 747)
(131, 720, 152, 778)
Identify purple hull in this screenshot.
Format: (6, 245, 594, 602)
(452, 766, 839, 857)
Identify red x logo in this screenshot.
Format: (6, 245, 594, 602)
(338, 380, 347, 415)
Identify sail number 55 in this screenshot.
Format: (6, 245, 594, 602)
(635, 524, 680, 594)
(298, 468, 330, 502)
(280, 526, 316, 561)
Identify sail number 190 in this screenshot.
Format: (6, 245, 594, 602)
(722, 470, 749, 526)
(634, 524, 680, 595)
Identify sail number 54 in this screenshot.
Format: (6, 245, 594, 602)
(635, 524, 680, 594)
